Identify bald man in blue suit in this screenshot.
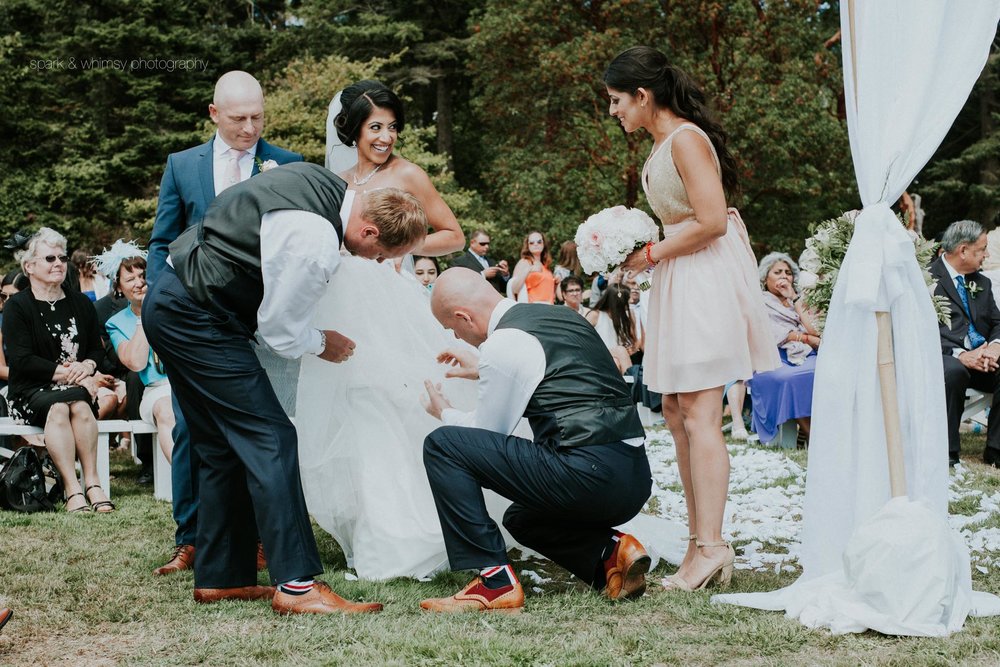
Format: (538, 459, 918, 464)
(148, 71, 302, 577)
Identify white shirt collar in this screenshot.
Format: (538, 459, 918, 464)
(941, 255, 963, 282)
(487, 298, 518, 337)
(213, 131, 258, 159)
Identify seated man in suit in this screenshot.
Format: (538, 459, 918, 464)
(449, 229, 508, 294)
(419, 268, 652, 613)
(146, 71, 303, 577)
(931, 219, 1000, 467)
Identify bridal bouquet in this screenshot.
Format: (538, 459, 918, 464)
(575, 205, 660, 289)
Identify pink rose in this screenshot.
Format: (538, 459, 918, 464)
(589, 231, 603, 247)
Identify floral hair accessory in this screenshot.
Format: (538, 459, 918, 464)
(91, 239, 147, 281)
(3, 229, 32, 252)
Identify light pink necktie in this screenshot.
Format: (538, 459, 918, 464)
(222, 148, 247, 190)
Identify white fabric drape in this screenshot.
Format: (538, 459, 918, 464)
(325, 91, 359, 173)
(714, 1, 1000, 635)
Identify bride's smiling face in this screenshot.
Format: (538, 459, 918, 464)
(357, 107, 398, 166)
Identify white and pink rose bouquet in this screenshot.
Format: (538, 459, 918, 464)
(575, 205, 659, 289)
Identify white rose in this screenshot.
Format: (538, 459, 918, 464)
(260, 159, 279, 172)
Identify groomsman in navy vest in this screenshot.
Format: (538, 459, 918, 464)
(144, 163, 427, 613)
(931, 219, 1000, 467)
(147, 71, 302, 577)
(420, 268, 652, 613)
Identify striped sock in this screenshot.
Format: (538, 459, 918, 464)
(278, 578, 315, 596)
(479, 564, 516, 590)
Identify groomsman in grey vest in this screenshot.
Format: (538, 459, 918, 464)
(420, 268, 652, 613)
(144, 162, 427, 614)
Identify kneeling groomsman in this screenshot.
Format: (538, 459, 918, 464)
(420, 268, 652, 613)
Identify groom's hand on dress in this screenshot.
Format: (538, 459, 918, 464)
(436, 348, 480, 380)
(319, 330, 356, 363)
(422, 380, 452, 419)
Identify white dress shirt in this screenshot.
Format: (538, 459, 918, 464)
(212, 132, 257, 195)
(258, 209, 343, 358)
(441, 299, 644, 446)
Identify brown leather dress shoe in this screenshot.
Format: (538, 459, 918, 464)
(153, 544, 195, 576)
(0, 607, 12, 633)
(420, 577, 524, 613)
(256, 542, 267, 571)
(194, 586, 276, 604)
(271, 580, 383, 615)
(604, 533, 651, 600)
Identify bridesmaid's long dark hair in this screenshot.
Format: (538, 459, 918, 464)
(604, 46, 740, 199)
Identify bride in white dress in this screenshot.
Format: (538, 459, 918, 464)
(296, 81, 484, 580)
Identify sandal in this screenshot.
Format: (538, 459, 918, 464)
(65, 491, 91, 513)
(84, 485, 116, 513)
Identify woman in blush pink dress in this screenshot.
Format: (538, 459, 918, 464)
(606, 46, 778, 592)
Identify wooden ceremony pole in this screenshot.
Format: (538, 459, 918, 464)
(876, 311, 907, 498)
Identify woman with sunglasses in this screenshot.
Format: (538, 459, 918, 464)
(3, 227, 115, 512)
(100, 242, 174, 466)
(509, 231, 557, 303)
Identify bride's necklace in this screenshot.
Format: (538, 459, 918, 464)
(353, 163, 382, 186)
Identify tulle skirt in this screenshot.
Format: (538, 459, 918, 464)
(643, 210, 779, 394)
(295, 256, 506, 580)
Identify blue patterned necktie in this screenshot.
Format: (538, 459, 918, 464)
(956, 275, 987, 348)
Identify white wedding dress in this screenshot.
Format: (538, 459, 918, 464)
(295, 191, 515, 579)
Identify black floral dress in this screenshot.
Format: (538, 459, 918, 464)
(5, 295, 99, 427)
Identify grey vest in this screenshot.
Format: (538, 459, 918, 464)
(495, 304, 644, 448)
(169, 162, 346, 334)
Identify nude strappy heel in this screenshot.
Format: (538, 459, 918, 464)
(664, 539, 735, 592)
(662, 534, 697, 589)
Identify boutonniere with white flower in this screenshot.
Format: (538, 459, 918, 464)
(254, 157, 278, 173)
(967, 280, 983, 298)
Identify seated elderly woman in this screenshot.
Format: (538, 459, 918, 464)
(99, 242, 175, 464)
(2, 227, 116, 512)
(745, 252, 821, 446)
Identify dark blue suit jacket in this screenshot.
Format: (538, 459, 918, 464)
(148, 136, 303, 283)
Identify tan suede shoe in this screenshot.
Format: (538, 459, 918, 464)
(271, 581, 383, 615)
(420, 577, 524, 613)
(604, 533, 650, 600)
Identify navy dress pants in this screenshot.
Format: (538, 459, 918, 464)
(143, 268, 322, 587)
(942, 354, 1000, 459)
(168, 395, 198, 547)
(423, 425, 652, 586)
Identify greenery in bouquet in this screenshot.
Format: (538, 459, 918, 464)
(800, 211, 951, 332)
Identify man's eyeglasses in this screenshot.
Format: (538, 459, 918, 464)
(43, 254, 69, 264)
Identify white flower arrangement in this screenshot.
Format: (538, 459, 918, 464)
(574, 205, 660, 289)
(802, 210, 950, 331)
(967, 280, 983, 298)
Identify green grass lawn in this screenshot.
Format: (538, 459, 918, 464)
(2, 436, 1000, 666)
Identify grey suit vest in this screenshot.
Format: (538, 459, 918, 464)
(169, 162, 346, 334)
(495, 304, 644, 448)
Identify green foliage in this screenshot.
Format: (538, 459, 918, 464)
(801, 211, 949, 331)
(468, 0, 856, 261)
(917, 38, 1000, 236)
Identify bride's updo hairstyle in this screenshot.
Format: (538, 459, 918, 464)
(334, 80, 406, 147)
(604, 46, 740, 198)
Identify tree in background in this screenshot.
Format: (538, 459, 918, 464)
(468, 0, 857, 258)
(918, 34, 1000, 238)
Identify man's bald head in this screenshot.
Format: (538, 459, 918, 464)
(209, 71, 265, 151)
(431, 268, 504, 347)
